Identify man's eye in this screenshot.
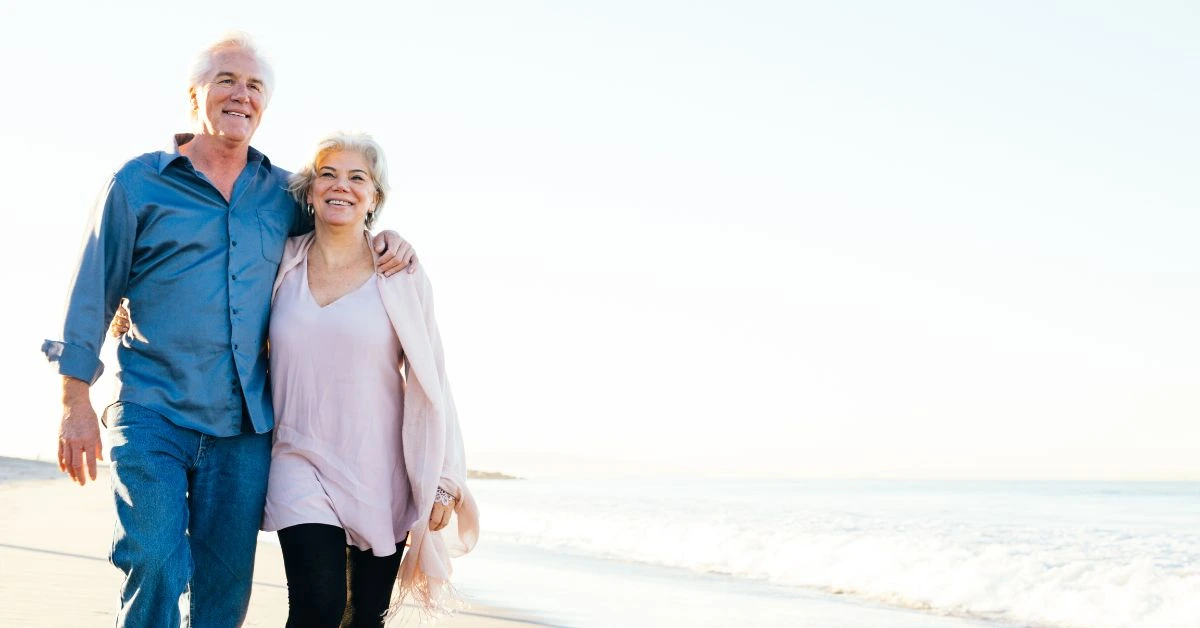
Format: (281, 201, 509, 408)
(250, 84, 263, 93)
(218, 78, 235, 86)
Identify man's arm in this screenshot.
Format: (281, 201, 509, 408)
(43, 177, 136, 486)
(288, 199, 315, 237)
(59, 376, 103, 485)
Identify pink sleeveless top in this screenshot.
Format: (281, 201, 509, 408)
(262, 256, 417, 556)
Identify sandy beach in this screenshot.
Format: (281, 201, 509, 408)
(0, 456, 547, 627)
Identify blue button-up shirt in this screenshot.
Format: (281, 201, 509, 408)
(42, 135, 308, 436)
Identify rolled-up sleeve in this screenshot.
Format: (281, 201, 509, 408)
(42, 177, 136, 385)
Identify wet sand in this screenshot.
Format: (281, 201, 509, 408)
(0, 456, 546, 627)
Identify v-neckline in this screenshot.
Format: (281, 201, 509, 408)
(303, 257, 376, 310)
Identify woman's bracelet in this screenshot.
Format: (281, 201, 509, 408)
(434, 487, 457, 507)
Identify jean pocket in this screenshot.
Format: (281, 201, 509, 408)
(103, 401, 155, 429)
(101, 401, 121, 428)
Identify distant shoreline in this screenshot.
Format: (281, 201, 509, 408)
(468, 469, 522, 480)
(0, 456, 526, 483)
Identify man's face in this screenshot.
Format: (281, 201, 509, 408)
(191, 48, 268, 143)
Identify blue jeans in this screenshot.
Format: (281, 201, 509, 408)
(106, 402, 271, 627)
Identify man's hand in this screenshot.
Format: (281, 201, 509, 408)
(110, 300, 130, 337)
(372, 231, 417, 277)
(59, 377, 103, 486)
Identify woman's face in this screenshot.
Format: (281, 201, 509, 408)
(307, 150, 376, 229)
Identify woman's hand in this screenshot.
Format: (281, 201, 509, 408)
(429, 487, 456, 531)
(429, 502, 452, 531)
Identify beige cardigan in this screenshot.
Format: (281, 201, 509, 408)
(272, 233, 479, 613)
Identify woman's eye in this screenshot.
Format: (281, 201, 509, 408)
(319, 172, 334, 178)
(352, 176, 366, 182)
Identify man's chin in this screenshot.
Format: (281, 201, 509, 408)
(205, 126, 256, 143)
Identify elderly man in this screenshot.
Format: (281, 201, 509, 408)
(42, 34, 414, 626)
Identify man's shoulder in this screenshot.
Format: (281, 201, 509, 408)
(247, 146, 293, 182)
(263, 164, 294, 191)
(114, 151, 158, 172)
(270, 163, 295, 179)
(110, 151, 171, 184)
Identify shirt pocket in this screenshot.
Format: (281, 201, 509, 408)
(256, 205, 293, 264)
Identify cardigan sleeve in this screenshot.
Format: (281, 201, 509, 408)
(414, 269, 479, 559)
(415, 270, 469, 495)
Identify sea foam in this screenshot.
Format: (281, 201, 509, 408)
(472, 478, 1200, 627)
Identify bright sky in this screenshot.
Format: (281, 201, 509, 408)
(1, 1, 1196, 480)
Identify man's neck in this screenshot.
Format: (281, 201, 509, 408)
(179, 133, 250, 175)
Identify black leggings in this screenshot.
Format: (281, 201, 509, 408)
(277, 523, 407, 628)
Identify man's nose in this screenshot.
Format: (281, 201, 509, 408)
(231, 82, 250, 102)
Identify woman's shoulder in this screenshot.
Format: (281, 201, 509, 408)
(273, 234, 316, 288)
(378, 263, 435, 302)
(281, 233, 315, 261)
(379, 263, 430, 286)
(285, 232, 315, 250)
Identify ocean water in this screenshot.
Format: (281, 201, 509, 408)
(449, 478, 1200, 628)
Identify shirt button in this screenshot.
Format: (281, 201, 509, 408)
(231, 240, 238, 247)
(231, 308, 239, 315)
(231, 274, 238, 280)
(233, 344, 239, 350)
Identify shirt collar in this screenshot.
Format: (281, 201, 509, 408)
(156, 133, 273, 174)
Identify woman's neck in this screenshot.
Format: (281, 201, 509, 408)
(311, 224, 370, 269)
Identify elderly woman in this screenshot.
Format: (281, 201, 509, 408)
(260, 132, 478, 627)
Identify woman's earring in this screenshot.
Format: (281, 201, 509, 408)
(306, 203, 315, 216)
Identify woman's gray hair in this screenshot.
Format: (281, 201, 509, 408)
(187, 32, 275, 117)
(288, 132, 391, 230)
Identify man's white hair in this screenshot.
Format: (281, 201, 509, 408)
(187, 32, 275, 116)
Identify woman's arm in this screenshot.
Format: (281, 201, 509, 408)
(414, 270, 474, 535)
